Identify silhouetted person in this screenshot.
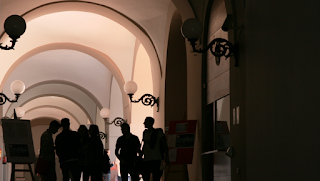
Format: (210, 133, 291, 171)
(102, 149, 114, 181)
(115, 123, 141, 181)
(55, 118, 81, 181)
(88, 124, 104, 181)
(78, 125, 90, 181)
(141, 117, 169, 181)
(39, 120, 61, 181)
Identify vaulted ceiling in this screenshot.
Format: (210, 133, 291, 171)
(0, 0, 172, 128)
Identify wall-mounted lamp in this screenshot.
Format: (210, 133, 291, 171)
(0, 80, 25, 105)
(181, 16, 239, 66)
(124, 81, 159, 112)
(1, 15, 26, 50)
(100, 107, 127, 127)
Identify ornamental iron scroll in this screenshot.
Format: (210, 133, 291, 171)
(99, 132, 107, 140)
(0, 93, 20, 105)
(128, 93, 159, 112)
(0, 39, 17, 50)
(104, 117, 127, 127)
(188, 38, 235, 66)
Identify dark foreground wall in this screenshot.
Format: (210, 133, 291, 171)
(244, 1, 320, 180)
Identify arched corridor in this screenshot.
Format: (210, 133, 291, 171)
(1, 0, 318, 181)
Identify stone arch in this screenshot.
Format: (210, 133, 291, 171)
(30, 117, 60, 127)
(2, 43, 129, 120)
(5, 81, 100, 124)
(0, 1, 161, 84)
(23, 105, 81, 126)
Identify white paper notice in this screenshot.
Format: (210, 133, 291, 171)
(168, 134, 176, 148)
(169, 148, 177, 162)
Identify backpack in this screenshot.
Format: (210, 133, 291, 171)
(102, 149, 111, 174)
(143, 128, 168, 159)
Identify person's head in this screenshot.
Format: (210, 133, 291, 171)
(61, 118, 70, 130)
(106, 149, 110, 156)
(143, 117, 154, 129)
(78, 125, 89, 137)
(49, 120, 61, 134)
(89, 124, 100, 137)
(120, 123, 130, 135)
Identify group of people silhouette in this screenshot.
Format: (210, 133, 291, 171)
(39, 116, 169, 181)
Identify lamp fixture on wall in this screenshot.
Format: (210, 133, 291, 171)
(181, 17, 238, 66)
(0, 80, 26, 105)
(100, 107, 127, 127)
(1, 15, 26, 50)
(124, 81, 159, 112)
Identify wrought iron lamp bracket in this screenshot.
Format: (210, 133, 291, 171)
(0, 93, 20, 105)
(0, 39, 17, 50)
(128, 93, 159, 112)
(99, 132, 107, 140)
(104, 117, 127, 127)
(189, 38, 237, 66)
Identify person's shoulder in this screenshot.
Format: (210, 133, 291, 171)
(41, 130, 50, 137)
(56, 130, 66, 137)
(157, 128, 164, 132)
(132, 134, 139, 139)
(156, 128, 165, 137)
(116, 135, 124, 142)
(130, 134, 140, 142)
(41, 130, 51, 140)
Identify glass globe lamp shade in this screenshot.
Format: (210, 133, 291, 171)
(181, 18, 203, 40)
(4, 15, 26, 39)
(10, 80, 25, 94)
(124, 81, 138, 95)
(15, 107, 25, 118)
(100, 108, 111, 119)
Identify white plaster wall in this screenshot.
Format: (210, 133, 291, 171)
(131, 43, 153, 142)
(108, 77, 124, 162)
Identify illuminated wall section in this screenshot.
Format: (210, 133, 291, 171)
(131, 43, 153, 141)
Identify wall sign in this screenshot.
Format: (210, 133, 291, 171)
(167, 120, 197, 164)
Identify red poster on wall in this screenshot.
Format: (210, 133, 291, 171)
(167, 120, 197, 164)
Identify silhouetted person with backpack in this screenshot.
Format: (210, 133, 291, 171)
(115, 123, 141, 181)
(141, 117, 169, 181)
(55, 118, 81, 181)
